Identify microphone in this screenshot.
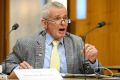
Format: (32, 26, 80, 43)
(9, 23, 19, 33)
(82, 21, 106, 79)
(96, 21, 106, 28)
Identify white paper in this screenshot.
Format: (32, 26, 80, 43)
(0, 65, 2, 73)
(14, 69, 63, 80)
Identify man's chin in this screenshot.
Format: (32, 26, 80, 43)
(59, 31, 66, 36)
(55, 32, 66, 39)
(58, 35, 65, 39)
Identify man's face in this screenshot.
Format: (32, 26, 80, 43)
(44, 7, 68, 40)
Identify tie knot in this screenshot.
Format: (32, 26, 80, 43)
(52, 40, 60, 46)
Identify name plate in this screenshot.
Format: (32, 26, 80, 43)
(0, 65, 2, 73)
(14, 69, 63, 80)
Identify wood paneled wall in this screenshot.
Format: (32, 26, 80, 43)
(0, 0, 5, 63)
(0, 0, 9, 63)
(108, 0, 120, 66)
(69, 0, 120, 66)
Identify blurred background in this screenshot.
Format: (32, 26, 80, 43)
(0, 0, 120, 73)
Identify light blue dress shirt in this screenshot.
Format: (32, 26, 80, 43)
(43, 33, 67, 73)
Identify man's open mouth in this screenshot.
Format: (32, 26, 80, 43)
(59, 28, 65, 31)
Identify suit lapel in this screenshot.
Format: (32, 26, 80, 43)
(64, 36, 74, 73)
(35, 33, 46, 68)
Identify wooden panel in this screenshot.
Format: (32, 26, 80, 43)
(68, 0, 76, 34)
(0, 0, 9, 63)
(108, 0, 120, 66)
(69, 0, 76, 20)
(5, 0, 10, 55)
(0, 0, 4, 63)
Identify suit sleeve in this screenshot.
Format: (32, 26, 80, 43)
(2, 40, 26, 74)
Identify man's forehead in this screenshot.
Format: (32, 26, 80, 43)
(48, 7, 67, 17)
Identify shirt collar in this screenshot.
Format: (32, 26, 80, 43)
(45, 33, 64, 45)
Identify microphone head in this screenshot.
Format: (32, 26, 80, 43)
(97, 21, 106, 28)
(12, 23, 19, 30)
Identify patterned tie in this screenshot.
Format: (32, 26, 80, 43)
(50, 40, 60, 71)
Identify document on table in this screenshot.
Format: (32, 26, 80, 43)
(14, 69, 63, 80)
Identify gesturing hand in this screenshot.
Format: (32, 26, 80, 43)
(82, 43, 98, 63)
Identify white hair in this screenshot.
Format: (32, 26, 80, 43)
(40, 1, 66, 19)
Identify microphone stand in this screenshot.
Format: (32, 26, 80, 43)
(82, 33, 89, 80)
(4, 23, 19, 74)
(82, 21, 106, 80)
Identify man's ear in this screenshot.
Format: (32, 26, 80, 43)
(41, 19, 48, 29)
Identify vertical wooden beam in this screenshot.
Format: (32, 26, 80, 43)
(0, 0, 4, 63)
(0, 0, 9, 63)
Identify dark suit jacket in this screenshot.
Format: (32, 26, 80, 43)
(2, 30, 102, 74)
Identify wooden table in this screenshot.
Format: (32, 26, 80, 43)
(107, 66, 120, 72)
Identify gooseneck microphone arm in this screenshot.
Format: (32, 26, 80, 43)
(82, 21, 106, 79)
(4, 23, 19, 74)
(82, 21, 106, 42)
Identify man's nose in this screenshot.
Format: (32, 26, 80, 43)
(60, 19, 66, 24)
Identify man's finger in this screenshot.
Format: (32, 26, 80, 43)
(19, 61, 33, 69)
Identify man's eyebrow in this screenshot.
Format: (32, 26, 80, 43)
(50, 14, 68, 19)
(54, 15, 60, 17)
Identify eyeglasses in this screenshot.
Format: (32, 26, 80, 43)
(45, 18, 71, 24)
